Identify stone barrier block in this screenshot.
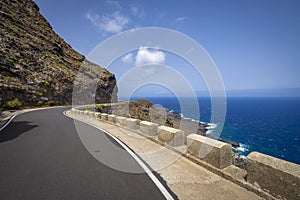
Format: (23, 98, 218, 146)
(101, 113, 108, 121)
(246, 152, 300, 200)
(140, 121, 159, 136)
(187, 134, 232, 169)
(126, 118, 140, 130)
(88, 112, 94, 117)
(116, 116, 127, 126)
(83, 111, 89, 116)
(108, 114, 116, 123)
(158, 126, 185, 147)
(94, 112, 101, 118)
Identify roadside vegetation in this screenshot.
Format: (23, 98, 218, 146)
(2, 98, 22, 110)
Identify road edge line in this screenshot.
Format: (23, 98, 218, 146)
(63, 111, 175, 200)
(0, 106, 72, 132)
(0, 115, 18, 132)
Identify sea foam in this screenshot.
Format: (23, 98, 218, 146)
(233, 143, 250, 152)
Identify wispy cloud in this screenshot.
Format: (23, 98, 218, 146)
(131, 6, 138, 16)
(121, 53, 133, 63)
(85, 11, 129, 34)
(176, 16, 188, 23)
(131, 5, 145, 18)
(85, 1, 146, 34)
(135, 47, 165, 66)
(105, 0, 121, 8)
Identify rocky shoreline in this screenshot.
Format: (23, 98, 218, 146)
(96, 99, 240, 148)
(163, 108, 240, 148)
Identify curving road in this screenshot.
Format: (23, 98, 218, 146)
(0, 107, 172, 200)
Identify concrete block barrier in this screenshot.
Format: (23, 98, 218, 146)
(140, 121, 159, 136)
(158, 126, 185, 147)
(246, 152, 300, 199)
(116, 116, 127, 126)
(108, 114, 116, 123)
(126, 118, 140, 130)
(88, 112, 94, 117)
(101, 113, 108, 121)
(187, 134, 232, 169)
(94, 112, 101, 118)
(83, 111, 89, 116)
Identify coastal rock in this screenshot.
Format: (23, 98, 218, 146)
(0, 0, 117, 108)
(97, 99, 240, 148)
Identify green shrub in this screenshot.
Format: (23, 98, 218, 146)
(3, 99, 22, 110)
(38, 92, 43, 96)
(36, 101, 43, 107)
(44, 81, 50, 87)
(95, 104, 105, 112)
(44, 100, 56, 107)
(2, 12, 14, 20)
(8, 59, 14, 64)
(83, 106, 91, 112)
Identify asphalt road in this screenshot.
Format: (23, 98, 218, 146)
(0, 107, 171, 200)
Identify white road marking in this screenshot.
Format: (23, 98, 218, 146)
(64, 111, 175, 200)
(0, 106, 68, 132)
(0, 115, 17, 132)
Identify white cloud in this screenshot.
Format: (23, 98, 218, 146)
(176, 16, 188, 23)
(85, 2, 145, 34)
(135, 47, 166, 66)
(121, 53, 133, 63)
(85, 11, 129, 34)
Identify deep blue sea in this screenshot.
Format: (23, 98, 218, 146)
(130, 96, 300, 164)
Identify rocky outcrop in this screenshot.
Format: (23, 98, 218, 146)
(96, 99, 241, 148)
(97, 99, 207, 135)
(0, 0, 117, 109)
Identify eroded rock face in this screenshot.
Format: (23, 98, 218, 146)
(0, 0, 117, 108)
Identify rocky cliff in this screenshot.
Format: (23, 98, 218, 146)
(0, 0, 117, 109)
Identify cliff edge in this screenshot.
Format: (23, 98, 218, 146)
(0, 0, 117, 109)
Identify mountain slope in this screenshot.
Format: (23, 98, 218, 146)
(0, 0, 117, 109)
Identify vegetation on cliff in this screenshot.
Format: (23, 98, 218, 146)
(0, 0, 117, 110)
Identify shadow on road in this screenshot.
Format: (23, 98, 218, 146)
(0, 121, 38, 143)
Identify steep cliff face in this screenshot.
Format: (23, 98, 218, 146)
(0, 0, 117, 109)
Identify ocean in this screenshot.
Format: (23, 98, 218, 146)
(130, 96, 300, 164)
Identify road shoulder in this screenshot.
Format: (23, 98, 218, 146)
(67, 111, 263, 200)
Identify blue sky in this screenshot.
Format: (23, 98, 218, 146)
(34, 0, 300, 96)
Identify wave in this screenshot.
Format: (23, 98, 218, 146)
(206, 123, 217, 129)
(168, 110, 219, 136)
(233, 143, 250, 153)
(177, 112, 214, 126)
